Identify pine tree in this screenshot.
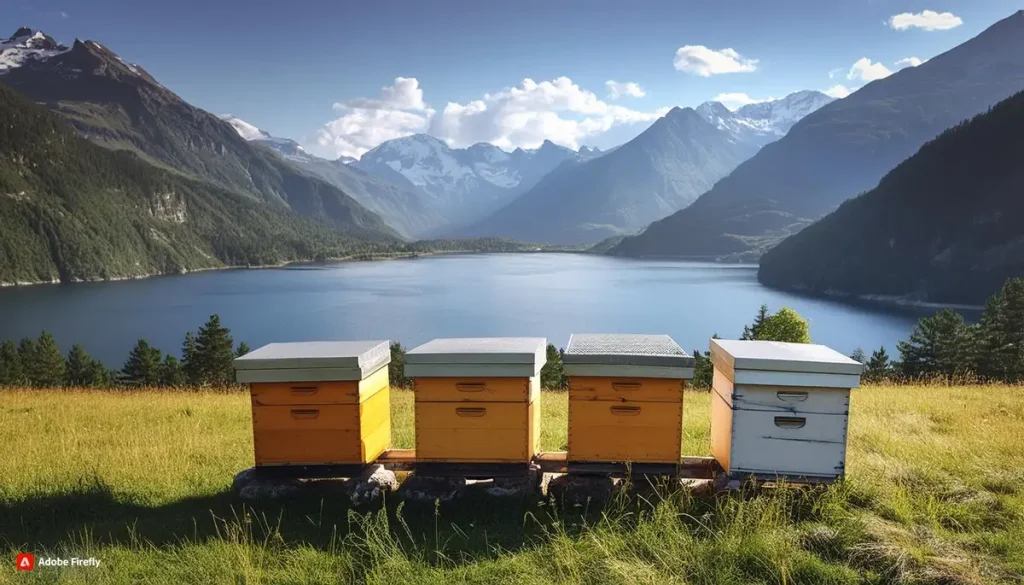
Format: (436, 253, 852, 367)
(897, 309, 978, 380)
(540, 344, 568, 390)
(122, 339, 163, 386)
(65, 344, 100, 387)
(388, 342, 411, 389)
(25, 331, 66, 387)
(741, 304, 770, 340)
(158, 355, 186, 387)
(850, 347, 867, 364)
(976, 278, 1024, 383)
(182, 331, 199, 385)
(194, 314, 235, 386)
(17, 338, 38, 385)
(0, 340, 23, 385)
(235, 342, 251, 358)
(865, 346, 890, 382)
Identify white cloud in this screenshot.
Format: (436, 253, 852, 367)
(673, 46, 758, 77)
(894, 56, 924, 69)
(823, 84, 854, 99)
(887, 10, 962, 31)
(308, 76, 670, 158)
(605, 80, 646, 99)
(432, 77, 668, 150)
(712, 92, 773, 110)
(847, 58, 892, 82)
(310, 77, 435, 159)
(828, 68, 843, 80)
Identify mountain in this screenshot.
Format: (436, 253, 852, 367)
(0, 29, 397, 240)
(758, 90, 1024, 305)
(452, 106, 761, 244)
(220, 115, 447, 239)
(0, 84, 394, 285)
(610, 10, 1024, 260)
(353, 134, 600, 228)
(695, 90, 835, 147)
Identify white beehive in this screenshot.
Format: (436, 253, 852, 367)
(709, 339, 863, 481)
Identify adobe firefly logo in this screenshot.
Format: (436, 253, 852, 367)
(16, 553, 34, 571)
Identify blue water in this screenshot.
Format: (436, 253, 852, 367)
(0, 254, 956, 367)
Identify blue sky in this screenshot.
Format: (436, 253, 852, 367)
(4, 0, 1022, 158)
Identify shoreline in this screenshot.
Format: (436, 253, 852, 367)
(0, 248, 570, 289)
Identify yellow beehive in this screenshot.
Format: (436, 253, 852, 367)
(406, 338, 546, 463)
(563, 334, 694, 463)
(233, 341, 392, 467)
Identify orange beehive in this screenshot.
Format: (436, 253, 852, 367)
(405, 338, 546, 463)
(563, 334, 694, 464)
(234, 341, 392, 467)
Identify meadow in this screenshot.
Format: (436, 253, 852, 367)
(0, 385, 1022, 584)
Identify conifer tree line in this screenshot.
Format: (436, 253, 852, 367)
(2, 278, 1023, 389)
(848, 278, 1024, 384)
(0, 315, 250, 388)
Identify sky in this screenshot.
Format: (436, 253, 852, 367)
(4, 0, 1022, 159)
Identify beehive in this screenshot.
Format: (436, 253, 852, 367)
(234, 341, 392, 467)
(563, 334, 694, 463)
(406, 337, 546, 463)
(709, 339, 864, 481)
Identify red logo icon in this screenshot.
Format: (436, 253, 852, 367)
(16, 553, 34, 571)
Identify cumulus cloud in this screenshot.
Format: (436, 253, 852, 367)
(847, 58, 892, 82)
(311, 77, 435, 159)
(823, 84, 853, 99)
(895, 56, 924, 69)
(605, 80, 646, 99)
(828, 68, 844, 80)
(673, 46, 758, 77)
(308, 76, 670, 157)
(430, 77, 668, 151)
(712, 92, 773, 110)
(887, 10, 962, 31)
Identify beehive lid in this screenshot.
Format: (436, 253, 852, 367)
(233, 341, 391, 376)
(406, 337, 546, 365)
(404, 337, 546, 377)
(710, 339, 863, 375)
(563, 334, 694, 367)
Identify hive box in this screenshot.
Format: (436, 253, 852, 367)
(234, 341, 392, 467)
(563, 334, 694, 463)
(709, 339, 864, 481)
(406, 337, 546, 463)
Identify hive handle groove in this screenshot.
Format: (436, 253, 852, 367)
(610, 405, 642, 416)
(289, 386, 319, 395)
(455, 383, 486, 392)
(776, 391, 808, 402)
(611, 382, 643, 391)
(774, 416, 806, 429)
(290, 409, 321, 419)
(455, 407, 487, 417)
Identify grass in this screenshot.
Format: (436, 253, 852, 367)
(0, 385, 1021, 584)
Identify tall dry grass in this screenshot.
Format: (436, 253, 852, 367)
(0, 384, 1021, 584)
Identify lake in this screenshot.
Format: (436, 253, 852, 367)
(0, 253, 957, 367)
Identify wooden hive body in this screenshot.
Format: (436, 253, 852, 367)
(709, 339, 863, 481)
(563, 334, 694, 464)
(234, 341, 392, 467)
(406, 337, 546, 463)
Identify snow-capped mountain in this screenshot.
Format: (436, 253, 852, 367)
(0, 27, 69, 73)
(220, 115, 447, 238)
(353, 134, 601, 228)
(696, 90, 835, 147)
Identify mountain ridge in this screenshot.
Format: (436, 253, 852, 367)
(0, 28, 399, 240)
(757, 89, 1024, 305)
(609, 10, 1024, 260)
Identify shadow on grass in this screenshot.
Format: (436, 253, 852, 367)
(0, 475, 713, 557)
